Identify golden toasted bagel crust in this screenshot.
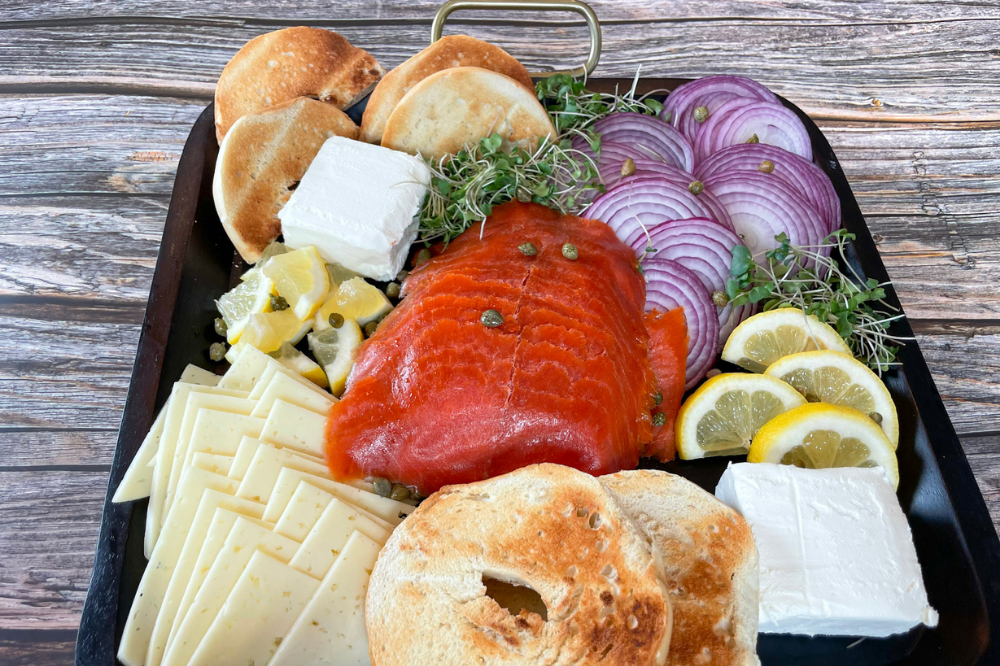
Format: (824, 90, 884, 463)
(215, 26, 383, 141)
(600, 470, 761, 666)
(361, 35, 533, 144)
(366, 464, 671, 666)
(380, 66, 555, 161)
(212, 96, 358, 262)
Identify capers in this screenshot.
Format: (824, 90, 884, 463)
(328, 312, 345, 329)
(747, 134, 760, 144)
(693, 106, 709, 123)
(209, 342, 227, 362)
(653, 391, 663, 406)
(396, 269, 409, 282)
(562, 243, 578, 260)
(270, 294, 289, 311)
(652, 412, 667, 427)
(705, 368, 721, 379)
(409, 487, 424, 502)
(213, 317, 228, 337)
(519, 242, 538, 256)
(390, 484, 410, 502)
(364, 320, 379, 337)
(386, 282, 401, 299)
(869, 411, 884, 426)
(688, 180, 704, 196)
(759, 159, 775, 173)
(373, 477, 392, 498)
(481, 309, 504, 328)
(620, 158, 636, 178)
(414, 248, 431, 266)
(712, 290, 729, 307)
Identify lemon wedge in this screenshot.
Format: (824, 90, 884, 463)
(270, 342, 329, 389)
(216, 270, 275, 344)
(676, 373, 807, 460)
(765, 350, 898, 448)
(748, 402, 899, 489)
(308, 320, 363, 395)
(721, 307, 851, 372)
(239, 309, 312, 354)
(241, 241, 289, 282)
(261, 246, 330, 320)
(315, 277, 392, 331)
(326, 262, 358, 288)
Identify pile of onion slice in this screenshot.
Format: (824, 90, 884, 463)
(661, 75, 778, 142)
(572, 112, 695, 172)
(585, 175, 733, 236)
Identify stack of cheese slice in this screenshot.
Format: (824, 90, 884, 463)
(113, 346, 413, 666)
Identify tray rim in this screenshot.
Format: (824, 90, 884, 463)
(74, 77, 1000, 666)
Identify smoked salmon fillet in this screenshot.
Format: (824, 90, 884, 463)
(327, 201, 684, 494)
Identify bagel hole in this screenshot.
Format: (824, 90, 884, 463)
(482, 576, 548, 622)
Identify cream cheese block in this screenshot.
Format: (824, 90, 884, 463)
(277, 136, 431, 281)
(715, 463, 938, 637)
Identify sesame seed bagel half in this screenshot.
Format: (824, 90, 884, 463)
(366, 463, 672, 666)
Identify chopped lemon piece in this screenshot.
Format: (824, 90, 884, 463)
(326, 262, 358, 288)
(748, 402, 899, 489)
(721, 307, 851, 372)
(216, 270, 274, 345)
(308, 320, 363, 396)
(241, 241, 290, 281)
(676, 372, 807, 460)
(315, 277, 392, 331)
(765, 350, 898, 448)
(270, 342, 329, 389)
(239, 309, 312, 354)
(261, 246, 330, 320)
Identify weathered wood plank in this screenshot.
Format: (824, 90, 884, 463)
(0, 429, 117, 468)
(0, 633, 77, 666)
(963, 433, 1000, 528)
(1, 16, 999, 119)
(0, 471, 105, 630)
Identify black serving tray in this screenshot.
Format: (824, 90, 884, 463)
(76, 79, 1000, 666)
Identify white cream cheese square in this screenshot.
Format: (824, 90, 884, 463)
(715, 462, 938, 638)
(278, 136, 431, 281)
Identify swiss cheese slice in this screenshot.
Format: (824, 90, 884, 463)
(187, 550, 319, 666)
(272, 481, 337, 541)
(263, 467, 412, 526)
(250, 362, 331, 401)
(251, 370, 336, 418)
(290, 498, 390, 577)
(191, 452, 233, 475)
(185, 410, 265, 464)
(259, 399, 329, 457)
(270, 531, 382, 666)
(217, 344, 275, 391)
(237, 442, 332, 504)
(114, 394, 170, 503)
(178, 364, 222, 387)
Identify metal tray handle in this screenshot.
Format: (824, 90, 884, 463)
(431, 0, 602, 78)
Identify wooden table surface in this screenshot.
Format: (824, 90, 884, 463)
(1, 0, 999, 662)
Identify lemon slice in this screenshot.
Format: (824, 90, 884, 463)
(239, 309, 312, 354)
(270, 342, 329, 389)
(748, 402, 899, 488)
(676, 373, 808, 460)
(261, 246, 330, 320)
(241, 241, 289, 281)
(307, 320, 363, 395)
(216, 270, 275, 344)
(765, 350, 898, 448)
(315, 277, 392, 331)
(721, 307, 852, 372)
(326, 262, 358, 288)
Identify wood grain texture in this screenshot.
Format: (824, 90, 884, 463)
(1, 0, 998, 659)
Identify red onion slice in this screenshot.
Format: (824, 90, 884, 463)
(696, 143, 840, 233)
(661, 75, 779, 143)
(583, 175, 735, 240)
(694, 99, 812, 163)
(642, 257, 720, 388)
(572, 112, 695, 172)
(707, 171, 829, 260)
(633, 218, 752, 344)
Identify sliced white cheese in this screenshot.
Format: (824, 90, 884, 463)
(290, 498, 390, 577)
(145, 496, 264, 666)
(119, 470, 241, 666)
(229, 436, 325, 482)
(187, 550, 319, 666)
(114, 394, 170, 503)
(271, 531, 382, 666)
(162, 518, 303, 666)
(218, 344, 276, 391)
(146, 384, 249, 555)
(264, 467, 412, 526)
(250, 362, 332, 402)
(191, 452, 233, 476)
(164, 508, 274, 660)
(163, 396, 257, 521)
(179, 364, 221, 387)
(251, 370, 336, 418)
(236, 442, 333, 504)
(272, 481, 336, 542)
(185, 411, 265, 463)
(260, 399, 328, 457)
